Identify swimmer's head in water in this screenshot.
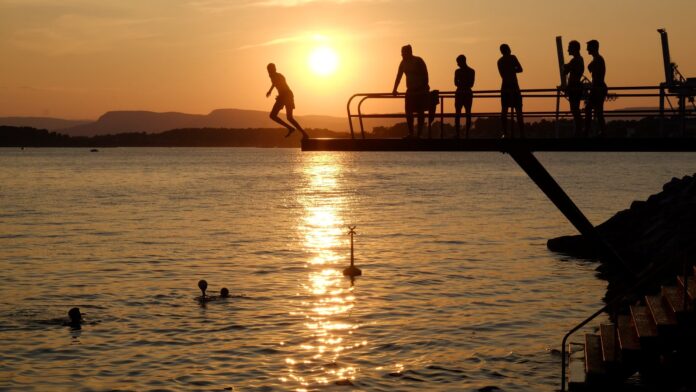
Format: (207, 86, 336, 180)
(220, 287, 229, 298)
(68, 307, 82, 323)
(198, 280, 208, 296)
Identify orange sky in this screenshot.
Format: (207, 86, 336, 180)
(1, 0, 694, 119)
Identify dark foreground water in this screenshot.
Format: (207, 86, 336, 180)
(1, 148, 694, 392)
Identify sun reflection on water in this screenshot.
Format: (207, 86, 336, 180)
(285, 153, 361, 389)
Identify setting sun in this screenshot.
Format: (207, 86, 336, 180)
(308, 46, 339, 76)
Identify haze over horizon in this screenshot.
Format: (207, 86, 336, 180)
(1, 0, 695, 119)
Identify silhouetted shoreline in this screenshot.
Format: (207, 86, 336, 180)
(0, 126, 348, 148)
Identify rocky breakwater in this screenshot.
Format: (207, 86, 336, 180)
(548, 173, 696, 275)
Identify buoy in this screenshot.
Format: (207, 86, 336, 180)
(343, 225, 362, 277)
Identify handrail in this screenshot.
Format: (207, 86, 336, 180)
(560, 254, 690, 391)
(346, 85, 695, 139)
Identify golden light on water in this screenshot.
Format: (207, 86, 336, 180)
(285, 153, 360, 389)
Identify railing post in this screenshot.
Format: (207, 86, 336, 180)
(440, 95, 445, 139)
(659, 86, 665, 137)
(555, 87, 561, 138)
(507, 147, 636, 276)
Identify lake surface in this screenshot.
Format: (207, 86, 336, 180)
(0, 148, 694, 392)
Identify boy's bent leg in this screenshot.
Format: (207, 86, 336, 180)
(270, 102, 295, 135)
(286, 108, 308, 138)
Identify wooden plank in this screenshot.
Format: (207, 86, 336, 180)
(302, 138, 696, 152)
(599, 324, 618, 363)
(568, 343, 587, 390)
(662, 285, 688, 313)
(630, 305, 658, 339)
(677, 275, 696, 302)
(585, 334, 607, 376)
(617, 314, 640, 351)
(645, 294, 677, 327)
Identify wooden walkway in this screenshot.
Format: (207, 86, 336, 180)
(302, 138, 696, 152)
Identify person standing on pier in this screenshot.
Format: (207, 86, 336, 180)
(266, 63, 309, 139)
(454, 54, 475, 138)
(392, 44, 430, 138)
(585, 40, 607, 137)
(563, 40, 585, 137)
(497, 44, 524, 138)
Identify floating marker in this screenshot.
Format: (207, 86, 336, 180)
(343, 225, 362, 277)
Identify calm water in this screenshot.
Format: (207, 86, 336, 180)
(0, 148, 694, 392)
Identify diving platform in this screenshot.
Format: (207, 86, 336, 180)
(302, 137, 696, 152)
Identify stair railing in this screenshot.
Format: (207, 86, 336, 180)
(560, 253, 690, 391)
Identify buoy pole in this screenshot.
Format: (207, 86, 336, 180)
(350, 226, 355, 266)
(343, 225, 362, 277)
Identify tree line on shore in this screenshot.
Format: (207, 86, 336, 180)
(1, 116, 693, 148)
(0, 127, 345, 148)
(371, 116, 694, 139)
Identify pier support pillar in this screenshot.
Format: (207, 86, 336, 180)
(507, 148, 636, 276)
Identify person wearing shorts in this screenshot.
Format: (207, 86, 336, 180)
(454, 54, 475, 138)
(392, 45, 430, 138)
(266, 63, 308, 139)
(497, 44, 524, 138)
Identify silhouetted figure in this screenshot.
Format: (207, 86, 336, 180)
(454, 55, 475, 138)
(65, 307, 82, 329)
(392, 45, 430, 138)
(220, 288, 230, 298)
(198, 279, 208, 298)
(563, 40, 585, 136)
(497, 44, 524, 138)
(585, 40, 607, 137)
(266, 63, 308, 139)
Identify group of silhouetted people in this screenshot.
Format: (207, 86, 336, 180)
(197, 279, 231, 303)
(266, 40, 608, 140)
(391, 42, 608, 139)
(60, 280, 233, 330)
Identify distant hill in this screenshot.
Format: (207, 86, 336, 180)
(58, 109, 359, 136)
(0, 117, 90, 131)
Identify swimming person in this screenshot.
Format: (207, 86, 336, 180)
(497, 44, 524, 138)
(64, 307, 82, 329)
(454, 54, 475, 138)
(563, 40, 585, 137)
(220, 288, 230, 298)
(392, 45, 430, 138)
(198, 279, 208, 299)
(266, 63, 309, 139)
(585, 40, 607, 136)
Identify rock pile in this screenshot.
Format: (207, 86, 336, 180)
(548, 173, 696, 273)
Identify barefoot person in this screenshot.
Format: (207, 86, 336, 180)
(392, 45, 430, 138)
(454, 54, 475, 138)
(585, 40, 607, 137)
(562, 40, 585, 137)
(266, 63, 308, 139)
(497, 44, 524, 138)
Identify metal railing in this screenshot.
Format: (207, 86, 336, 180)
(346, 86, 695, 139)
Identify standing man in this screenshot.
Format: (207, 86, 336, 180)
(563, 40, 585, 137)
(497, 44, 524, 138)
(454, 54, 476, 138)
(266, 63, 308, 139)
(392, 45, 430, 138)
(585, 40, 607, 137)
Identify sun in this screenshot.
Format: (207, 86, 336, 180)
(308, 46, 339, 76)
